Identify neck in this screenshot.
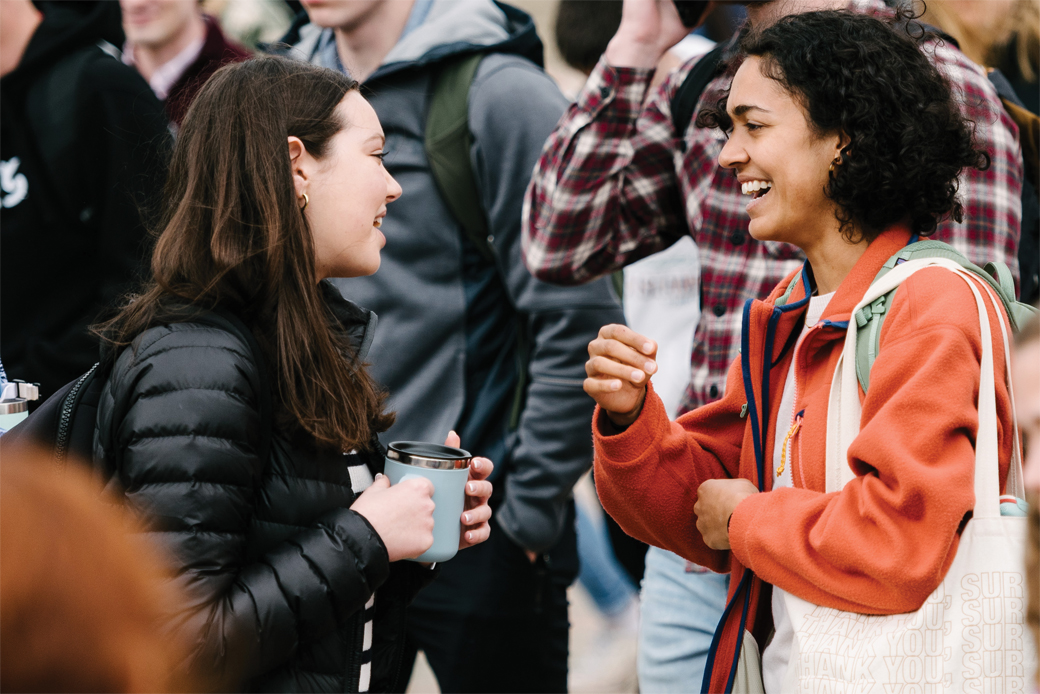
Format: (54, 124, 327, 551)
(746, 0, 849, 28)
(333, 0, 415, 82)
(0, 0, 43, 78)
(802, 226, 869, 296)
(131, 11, 206, 82)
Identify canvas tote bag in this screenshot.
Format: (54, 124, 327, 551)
(778, 258, 1034, 693)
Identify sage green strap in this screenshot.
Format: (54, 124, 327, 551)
(425, 52, 532, 430)
(855, 239, 1037, 395)
(774, 271, 804, 308)
(424, 53, 493, 262)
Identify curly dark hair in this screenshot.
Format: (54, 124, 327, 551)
(696, 10, 991, 242)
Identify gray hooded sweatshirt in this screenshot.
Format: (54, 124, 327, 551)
(281, 0, 623, 561)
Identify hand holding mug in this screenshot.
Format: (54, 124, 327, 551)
(443, 431, 493, 551)
(350, 473, 435, 562)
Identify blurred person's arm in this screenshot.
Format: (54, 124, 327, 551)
(469, 54, 627, 554)
(521, 0, 702, 285)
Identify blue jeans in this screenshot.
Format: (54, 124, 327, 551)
(638, 546, 729, 693)
(576, 502, 637, 617)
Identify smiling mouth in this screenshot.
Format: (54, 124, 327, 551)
(741, 180, 772, 199)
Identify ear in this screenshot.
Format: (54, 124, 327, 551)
(288, 136, 309, 198)
(835, 130, 852, 158)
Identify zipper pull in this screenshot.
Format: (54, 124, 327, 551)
(775, 412, 803, 478)
(740, 402, 748, 419)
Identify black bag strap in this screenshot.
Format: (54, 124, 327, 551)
(671, 42, 728, 141)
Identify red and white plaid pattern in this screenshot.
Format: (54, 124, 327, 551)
(522, 0, 1022, 415)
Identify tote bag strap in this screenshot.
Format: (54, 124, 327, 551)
(825, 258, 1024, 517)
(988, 278, 1026, 501)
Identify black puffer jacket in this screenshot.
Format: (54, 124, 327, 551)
(93, 287, 435, 692)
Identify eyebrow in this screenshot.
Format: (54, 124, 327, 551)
(730, 104, 770, 117)
(364, 132, 386, 147)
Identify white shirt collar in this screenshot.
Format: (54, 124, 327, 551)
(123, 32, 206, 101)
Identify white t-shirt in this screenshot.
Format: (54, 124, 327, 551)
(622, 236, 701, 418)
(122, 35, 205, 101)
(346, 455, 376, 692)
(761, 291, 833, 694)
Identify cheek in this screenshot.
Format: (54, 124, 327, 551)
(784, 160, 829, 208)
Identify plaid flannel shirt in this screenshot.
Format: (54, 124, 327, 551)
(522, 0, 1022, 415)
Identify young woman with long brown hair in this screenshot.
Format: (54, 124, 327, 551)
(92, 56, 493, 692)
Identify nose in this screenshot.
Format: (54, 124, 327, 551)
(385, 170, 403, 203)
(718, 133, 747, 171)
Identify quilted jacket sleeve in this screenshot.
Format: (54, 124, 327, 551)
(94, 323, 390, 684)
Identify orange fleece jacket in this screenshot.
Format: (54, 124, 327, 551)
(593, 227, 1014, 690)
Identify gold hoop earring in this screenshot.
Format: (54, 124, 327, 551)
(300, 192, 309, 211)
(829, 158, 840, 173)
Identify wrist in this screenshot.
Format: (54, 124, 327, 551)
(605, 391, 646, 430)
(604, 30, 669, 69)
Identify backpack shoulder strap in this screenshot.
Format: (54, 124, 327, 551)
(425, 52, 536, 430)
(854, 239, 1037, 393)
(424, 52, 494, 262)
(670, 42, 728, 140)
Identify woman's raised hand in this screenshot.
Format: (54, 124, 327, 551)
(350, 474, 435, 563)
(584, 324, 658, 428)
(444, 431, 494, 551)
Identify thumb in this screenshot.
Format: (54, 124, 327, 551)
(444, 430, 461, 449)
(367, 473, 391, 491)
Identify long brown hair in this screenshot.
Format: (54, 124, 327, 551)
(98, 56, 394, 452)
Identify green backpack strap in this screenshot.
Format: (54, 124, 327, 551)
(775, 269, 806, 308)
(424, 52, 529, 429)
(854, 239, 1038, 393)
(425, 52, 494, 262)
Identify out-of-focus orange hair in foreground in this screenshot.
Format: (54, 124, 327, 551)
(0, 445, 191, 693)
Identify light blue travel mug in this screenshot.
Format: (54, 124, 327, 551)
(384, 442, 471, 563)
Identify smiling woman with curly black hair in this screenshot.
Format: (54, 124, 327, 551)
(698, 9, 991, 244)
(581, 9, 1025, 693)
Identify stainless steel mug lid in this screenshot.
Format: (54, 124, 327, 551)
(387, 442, 472, 470)
(0, 398, 27, 415)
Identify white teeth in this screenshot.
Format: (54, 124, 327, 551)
(741, 180, 772, 196)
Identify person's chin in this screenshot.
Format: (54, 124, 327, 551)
(746, 219, 772, 242)
(301, 6, 345, 29)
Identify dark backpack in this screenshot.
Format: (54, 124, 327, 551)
(0, 311, 273, 469)
(669, 34, 1039, 303)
